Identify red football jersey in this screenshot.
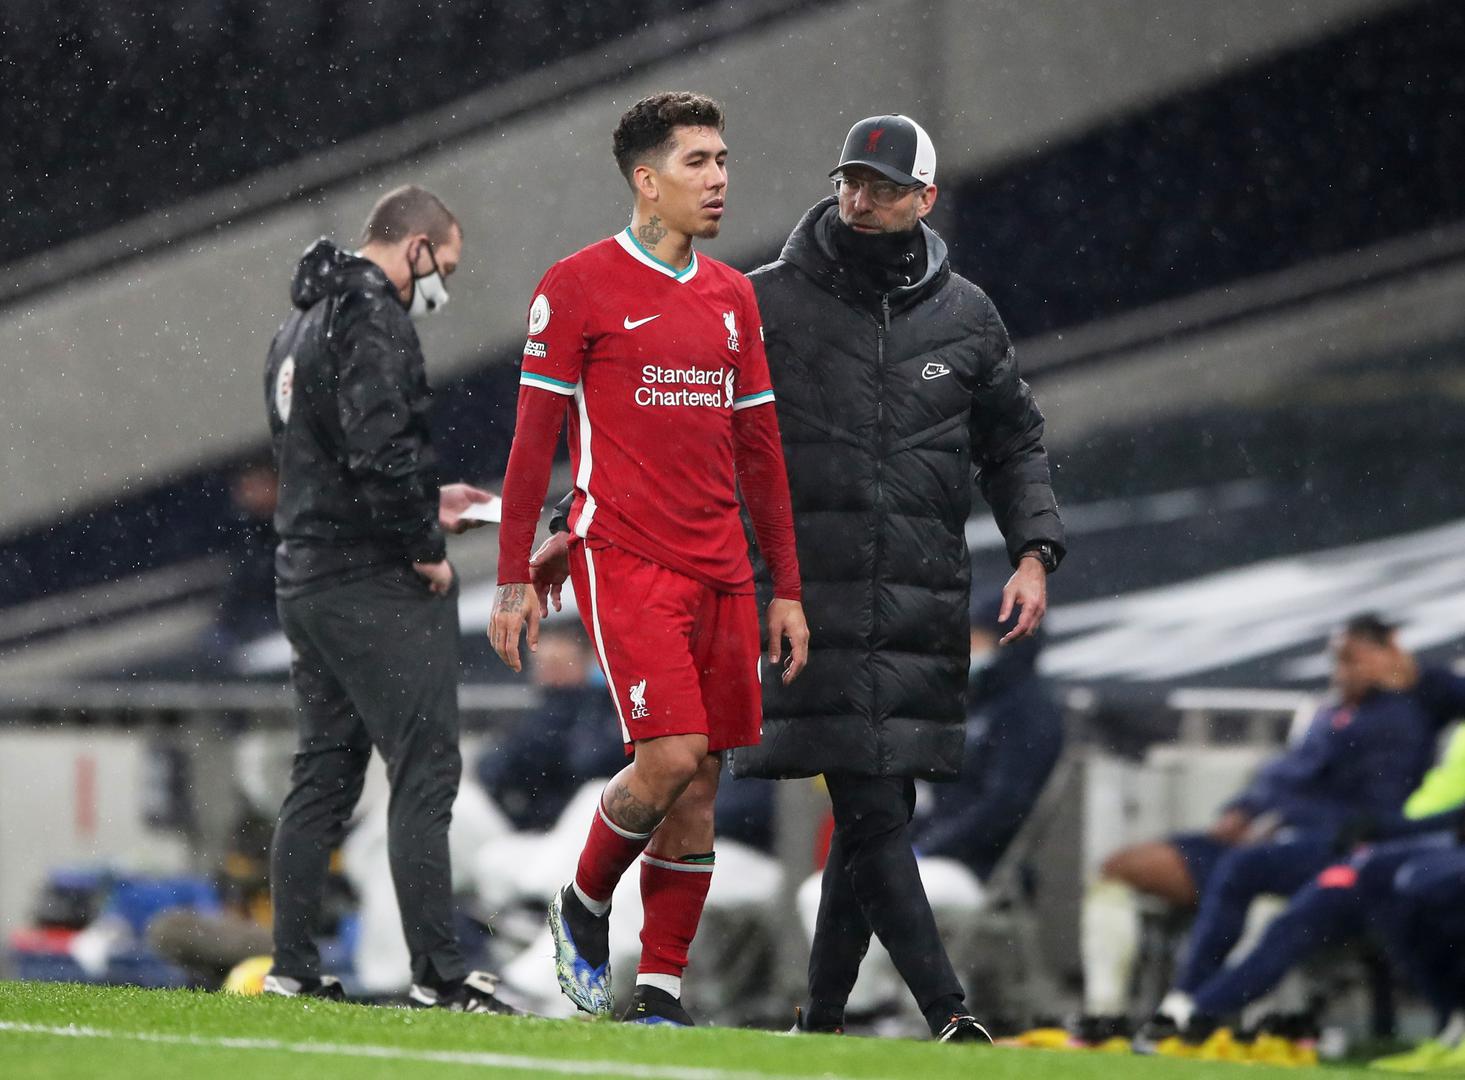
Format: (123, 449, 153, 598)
(519, 229, 777, 592)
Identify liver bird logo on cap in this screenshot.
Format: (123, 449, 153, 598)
(864, 127, 884, 153)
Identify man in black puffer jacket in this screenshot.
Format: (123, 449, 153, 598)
(731, 116, 1065, 1043)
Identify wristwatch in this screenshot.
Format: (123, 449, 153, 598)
(1018, 541, 1060, 574)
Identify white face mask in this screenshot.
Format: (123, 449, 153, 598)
(407, 241, 449, 319)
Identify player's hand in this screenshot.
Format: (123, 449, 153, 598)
(529, 532, 571, 618)
(767, 598, 810, 684)
(1208, 808, 1252, 845)
(412, 559, 455, 595)
(489, 581, 540, 672)
(1372, 645, 1419, 692)
(998, 558, 1048, 645)
(439, 482, 497, 534)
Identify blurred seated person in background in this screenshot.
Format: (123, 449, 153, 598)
(147, 810, 336, 989)
(201, 460, 281, 670)
(911, 589, 1064, 882)
(1076, 614, 1464, 1047)
(1367, 834, 1465, 1072)
(712, 774, 778, 853)
(476, 620, 624, 831)
(1139, 724, 1465, 1061)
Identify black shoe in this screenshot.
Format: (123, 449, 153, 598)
(1133, 1011, 1220, 1053)
(1131, 1013, 1180, 1054)
(788, 1005, 844, 1035)
(937, 1014, 993, 1043)
(1181, 1013, 1222, 1046)
(619, 984, 694, 1027)
(1254, 1010, 1319, 1044)
(408, 971, 520, 1014)
(1068, 1013, 1133, 1046)
(261, 973, 347, 1001)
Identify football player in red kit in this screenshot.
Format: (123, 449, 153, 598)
(489, 92, 807, 1025)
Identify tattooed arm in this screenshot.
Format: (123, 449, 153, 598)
(489, 580, 539, 672)
(491, 380, 569, 672)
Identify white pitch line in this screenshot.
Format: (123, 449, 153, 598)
(0, 1020, 882, 1080)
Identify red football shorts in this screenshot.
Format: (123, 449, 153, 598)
(568, 539, 762, 752)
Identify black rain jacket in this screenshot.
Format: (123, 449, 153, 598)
(265, 239, 444, 596)
(731, 198, 1065, 781)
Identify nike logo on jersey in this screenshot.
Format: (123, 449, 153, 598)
(922, 362, 952, 380)
(623, 314, 661, 330)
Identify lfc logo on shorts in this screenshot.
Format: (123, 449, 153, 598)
(629, 678, 649, 719)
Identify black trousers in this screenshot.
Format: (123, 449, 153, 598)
(808, 773, 965, 1033)
(271, 566, 464, 987)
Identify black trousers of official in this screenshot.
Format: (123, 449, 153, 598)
(271, 566, 465, 988)
(807, 773, 966, 1034)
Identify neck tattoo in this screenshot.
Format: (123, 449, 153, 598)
(637, 215, 668, 249)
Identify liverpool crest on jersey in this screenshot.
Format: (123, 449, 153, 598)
(723, 310, 739, 352)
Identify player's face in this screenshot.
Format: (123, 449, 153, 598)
(655, 125, 728, 239)
(532, 633, 588, 689)
(836, 165, 937, 234)
(1331, 633, 1393, 702)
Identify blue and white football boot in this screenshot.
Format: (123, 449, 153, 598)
(549, 884, 613, 1015)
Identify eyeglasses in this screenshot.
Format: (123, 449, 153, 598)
(832, 174, 923, 207)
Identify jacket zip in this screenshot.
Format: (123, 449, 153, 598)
(873, 299, 889, 529)
(871, 293, 891, 765)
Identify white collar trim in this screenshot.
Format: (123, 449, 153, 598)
(615, 228, 699, 283)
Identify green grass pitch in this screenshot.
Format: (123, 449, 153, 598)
(0, 981, 1385, 1079)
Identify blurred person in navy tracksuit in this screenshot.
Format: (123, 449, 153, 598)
(911, 589, 1064, 881)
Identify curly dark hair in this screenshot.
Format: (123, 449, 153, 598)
(612, 91, 725, 184)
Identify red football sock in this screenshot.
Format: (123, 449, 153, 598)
(573, 796, 654, 910)
(638, 852, 715, 979)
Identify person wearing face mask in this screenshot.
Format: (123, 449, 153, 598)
(261, 184, 511, 1013)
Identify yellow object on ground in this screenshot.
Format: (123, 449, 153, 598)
(1003, 1027, 1074, 1050)
(222, 954, 274, 995)
(1415, 1038, 1465, 1073)
(1193, 1028, 1249, 1063)
(1151, 1035, 1198, 1059)
(1368, 1039, 1454, 1072)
